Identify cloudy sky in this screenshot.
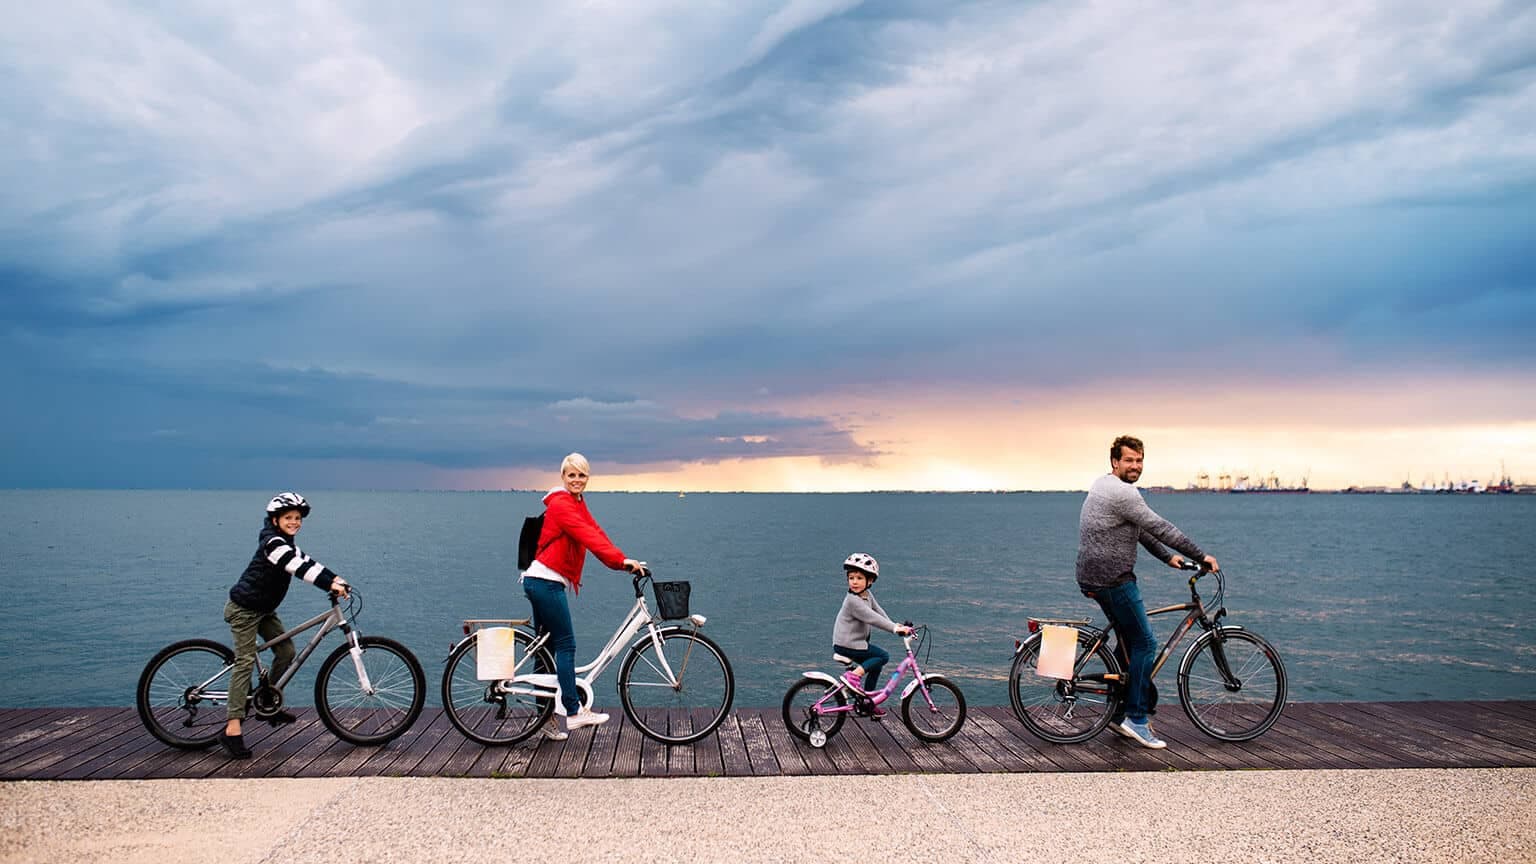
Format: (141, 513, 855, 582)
(3, 1, 1534, 491)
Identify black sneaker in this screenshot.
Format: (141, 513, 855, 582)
(218, 732, 252, 759)
(267, 710, 298, 727)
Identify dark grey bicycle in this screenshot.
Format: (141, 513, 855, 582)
(136, 588, 425, 748)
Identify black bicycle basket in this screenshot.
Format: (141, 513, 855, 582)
(653, 580, 691, 620)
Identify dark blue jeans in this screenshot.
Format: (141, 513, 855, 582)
(523, 577, 580, 715)
(1086, 579, 1158, 723)
(834, 643, 890, 692)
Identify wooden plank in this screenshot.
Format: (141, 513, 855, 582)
(1279, 704, 1431, 768)
(716, 713, 754, 776)
(666, 710, 697, 777)
(581, 710, 624, 778)
(1, 702, 1534, 779)
(755, 707, 814, 776)
(690, 707, 725, 778)
(1308, 702, 1501, 768)
(0, 709, 110, 773)
(26, 721, 149, 780)
(610, 712, 644, 777)
(844, 711, 920, 773)
(639, 710, 670, 777)
(1430, 701, 1536, 749)
(738, 711, 783, 776)
(0, 709, 121, 776)
(1333, 702, 1511, 766)
(361, 709, 452, 776)
(978, 707, 1115, 773)
(964, 709, 1068, 772)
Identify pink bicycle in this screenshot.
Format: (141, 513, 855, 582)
(782, 624, 966, 747)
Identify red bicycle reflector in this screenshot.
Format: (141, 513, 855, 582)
(1026, 619, 1040, 634)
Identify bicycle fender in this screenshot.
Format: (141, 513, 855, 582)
(902, 674, 937, 701)
(623, 621, 697, 648)
(799, 671, 842, 687)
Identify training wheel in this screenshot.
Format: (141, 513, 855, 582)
(809, 728, 827, 749)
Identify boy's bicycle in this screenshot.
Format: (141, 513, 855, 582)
(137, 589, 427, 748)
(441, 569, 734, 746)
(782, 624, 966, 748)
(1009, 561, 1286, 743)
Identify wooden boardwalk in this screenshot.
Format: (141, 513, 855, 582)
(1, 701, 1532, 781)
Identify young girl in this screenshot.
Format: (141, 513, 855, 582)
(831, 552, 911, 716)
(220, 492, 350, 759)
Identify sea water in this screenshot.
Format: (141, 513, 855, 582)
(1, 489, 1532, 708)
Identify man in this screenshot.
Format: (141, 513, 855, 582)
(1076, 435, 1219, 749)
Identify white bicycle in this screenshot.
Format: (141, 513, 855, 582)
(441, 570, 734, 745)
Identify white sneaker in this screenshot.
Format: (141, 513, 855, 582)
(539, 719, 569, 741)
(566, 708, 609, 730)
(1115, 718, 1167, 749)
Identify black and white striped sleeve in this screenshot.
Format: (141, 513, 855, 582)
(263, 535, 339, 591)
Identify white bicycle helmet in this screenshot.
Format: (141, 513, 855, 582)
(843, 552, 879, 583)
(266, 492, 311, 518)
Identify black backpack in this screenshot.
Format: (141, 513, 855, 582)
(517, 514, 545, 571)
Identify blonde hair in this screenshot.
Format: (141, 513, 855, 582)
(560, 452, 591, 476)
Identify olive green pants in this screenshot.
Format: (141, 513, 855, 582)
(223, 601, 296, 720)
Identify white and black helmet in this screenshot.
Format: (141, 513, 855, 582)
(266, 492, 311, 518)
(843, 552, 880, 582)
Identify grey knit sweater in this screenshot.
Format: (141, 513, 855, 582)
(832, 591, 899, 650)
(1075, 473, 1206, 590)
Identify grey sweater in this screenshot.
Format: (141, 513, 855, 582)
(1076, 473, 1206, 590)
(832, 591, 899, 650)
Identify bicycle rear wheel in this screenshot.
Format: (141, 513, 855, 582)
(902, 674, 966, 742)
(441, 628, 556, 745)
(136, 639, 235, 749)
(314, 636, 426, 745)
(617, 627, 734, 744)
(1009, 631, 1122, 744)
(1177, 626, 1287, 741)
(782, 678, 847, 744)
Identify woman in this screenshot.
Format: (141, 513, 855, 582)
(522, 452, 648, 739)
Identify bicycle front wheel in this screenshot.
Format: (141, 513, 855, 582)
(617, 627, 734, 744)
(314, 636, 426, 745)
(1009, 631, 1122, 744)
(136, 639, 235, 749)
(782, 678, 847, 743)
(902, 674, 966, 742)
(1177, 626, 1287, 741)
(441, 628, 556, 745)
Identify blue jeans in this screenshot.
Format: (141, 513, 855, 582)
(834, 643, 890, 692)
(523, 577, 580, 715)
(1086, 579, 1158, 723)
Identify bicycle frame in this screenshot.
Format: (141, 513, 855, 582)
(1057, 568, 1242, 691)
(802, 633, 937, 717)
(464, 578, 709, 713)
(195, 598, 371, 704)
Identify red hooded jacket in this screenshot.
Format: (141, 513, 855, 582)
(533, 488, 627, 593)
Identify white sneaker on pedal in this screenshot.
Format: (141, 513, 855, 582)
(566, 708, 609, 730)
(539, 719, 569, 741)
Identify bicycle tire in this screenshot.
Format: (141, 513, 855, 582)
(1177, 626, 1287, 742)
(617, 627, 734, 744)
(901, 674, 966, 742)
(136, 638, 235, 750)
(782, 677, 847, 743)
(441, 628, 556, 745)
(314, 635, 426, 746)
(1008, 630, 1123, 744)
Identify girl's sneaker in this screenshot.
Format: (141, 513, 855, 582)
(539, 718, 569, 741)
(566, 708, 609, 730)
